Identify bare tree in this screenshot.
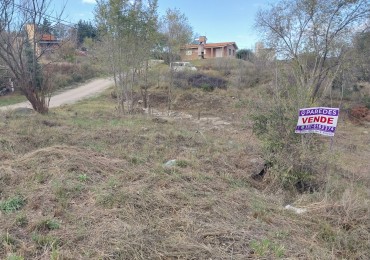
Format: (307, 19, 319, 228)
(160, 8, 193, 110)
(95, 0, 158, 114)
(0, 0, 64, 113)
(252, 0, 369, 189)
(256, 0, 369, 101)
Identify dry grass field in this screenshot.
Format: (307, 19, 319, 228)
(1, 60, 369, 259)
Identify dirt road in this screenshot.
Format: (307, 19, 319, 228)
(0, 78, 113, 111)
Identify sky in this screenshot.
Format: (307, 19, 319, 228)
(58, 0, 276, 50)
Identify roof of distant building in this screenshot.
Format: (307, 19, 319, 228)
(40, 34, 56, 41)
(184, 42, 238, 49)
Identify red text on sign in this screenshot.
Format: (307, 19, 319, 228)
(302, 116, 334, 124)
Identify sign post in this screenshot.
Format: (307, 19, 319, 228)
(295, 107, 339, 136)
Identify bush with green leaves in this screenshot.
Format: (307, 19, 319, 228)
(0, 196, 26, 213)
(252, 69, 327, 191)
(236, 48, 254, 62)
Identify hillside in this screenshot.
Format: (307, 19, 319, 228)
(1, 60, 369, 259)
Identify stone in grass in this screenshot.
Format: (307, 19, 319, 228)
(163, 159, 177, 168)
(284, 205, 307, 214)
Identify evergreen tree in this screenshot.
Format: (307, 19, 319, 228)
(40, 18, 52, 34)
(236, 49, 254, 62)
(76, 20, 97, 46)
(24, 40, 43, 91)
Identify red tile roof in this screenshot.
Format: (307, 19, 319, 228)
(184, 42, 238, 49)
(40, 34, 56, 41)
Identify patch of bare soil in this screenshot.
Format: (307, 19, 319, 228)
(350, 105, 370, 123)
(148, 107, 233, 131)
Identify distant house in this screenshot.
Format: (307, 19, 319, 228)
(25, 24, 60, 55)
(39, 34, 60, 53)
(180, 36, 238, 60)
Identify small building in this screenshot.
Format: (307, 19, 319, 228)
(25, 24, 60, 55)
(38, 34, 60, 54)
(181, 36, 238, 60)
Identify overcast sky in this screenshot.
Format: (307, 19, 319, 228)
(59, 0, 277, 50)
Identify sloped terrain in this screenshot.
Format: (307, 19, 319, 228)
(1, 83, 369, 259)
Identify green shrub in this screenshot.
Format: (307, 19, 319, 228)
(36, 219, 61, 231)
(32, 233, 61, 249)
(72, 73, 83, 83)
(251, 69, 325, 191)
(363, 96, 370, 109)
(6, 254, 24, 260)
(176, 160, 189, 168)
(15, 214, 28, 227)
(250, 238, 285, 258)
(0, 196, 26, 213)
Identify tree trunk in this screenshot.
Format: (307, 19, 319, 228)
(23, 86, 48, 114)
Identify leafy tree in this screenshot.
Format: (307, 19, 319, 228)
(76, 20, 97, 46)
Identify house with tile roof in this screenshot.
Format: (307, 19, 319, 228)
(25, 24, 60, 56)
(180, 36, 238, 61)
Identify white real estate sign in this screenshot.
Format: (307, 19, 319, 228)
(295, 107, 339, 136)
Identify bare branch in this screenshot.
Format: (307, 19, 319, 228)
(255, 0, 370, 101)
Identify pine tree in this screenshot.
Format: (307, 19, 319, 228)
(24, 40, 43, 91)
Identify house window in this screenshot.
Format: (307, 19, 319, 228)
(229, 49, 231, 56)
(233, 50, 235, 56)
(186, 50, 192, 56)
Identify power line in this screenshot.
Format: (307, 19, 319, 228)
(13, 3, 77, 29)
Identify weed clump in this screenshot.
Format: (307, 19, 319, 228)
(32, 233, 61, 249)
(35, 219, 61, 231)
(0, 196, 26, 213)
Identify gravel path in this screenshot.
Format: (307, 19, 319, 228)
(0, 78, 113, 111)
